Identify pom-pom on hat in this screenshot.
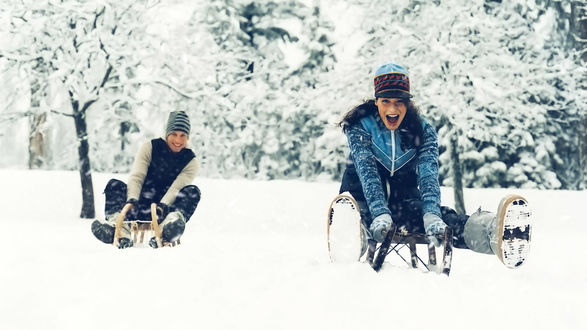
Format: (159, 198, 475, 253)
(373, 63, 412, 99)
(166, 111, 191, 137)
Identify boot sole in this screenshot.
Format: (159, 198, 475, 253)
(327, 194, 365, 263)
(496, 195, 532, 268)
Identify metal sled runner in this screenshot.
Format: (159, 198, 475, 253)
(327, 193, 453, 275)
(368, 226, 453, 275)
(113, 203, 180, 248)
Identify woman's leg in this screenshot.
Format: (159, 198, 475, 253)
(389, 199, 424, 233)
(440, 207, 470, 249)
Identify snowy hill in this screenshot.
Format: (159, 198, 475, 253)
(0, 170, 585, 330)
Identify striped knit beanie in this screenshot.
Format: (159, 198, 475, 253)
(373, 63, 412, 99)
(165, 111, 191, 137)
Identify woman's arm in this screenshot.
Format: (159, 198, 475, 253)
(417, 120, 442, 218)
(346, 124, 391, 219)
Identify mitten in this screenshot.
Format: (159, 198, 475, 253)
(369, 213, 393, 243)
(156, 203, 169, 222)
(126, 198, 138, 209)
(423, 213, 447, 247)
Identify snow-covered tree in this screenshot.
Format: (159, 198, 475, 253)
(337, 0, 584, 190)
(194, 0, 337, 179)
(0, 0, 583, 191)
(1, 0, 177, 217)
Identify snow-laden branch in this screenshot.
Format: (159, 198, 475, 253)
(0, 112, 31, 123)
(152, 80, 204, 99)
(50, 109, 74, 118)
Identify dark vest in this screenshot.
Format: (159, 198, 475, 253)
(139, 138, 195, 204)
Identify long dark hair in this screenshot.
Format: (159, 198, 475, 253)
(338, 98, 424, 148)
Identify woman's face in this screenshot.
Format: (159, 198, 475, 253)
(166, 131, 188, 153)
(375, 97, 407, 130)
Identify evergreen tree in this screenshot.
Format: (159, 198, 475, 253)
(1, 0, 173, 217)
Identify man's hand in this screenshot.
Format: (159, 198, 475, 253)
(156, 203, 169, 221)
(126, 198, 138, 210)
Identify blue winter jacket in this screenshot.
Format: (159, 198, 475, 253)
(343, 113, 442, 220)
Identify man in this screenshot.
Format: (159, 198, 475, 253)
(92, 111, 201, 248)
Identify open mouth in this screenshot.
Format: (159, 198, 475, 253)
(386, 114, 399, 126)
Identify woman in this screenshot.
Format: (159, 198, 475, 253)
(338, 63, 531, 267)
(92, 110, 201, 248)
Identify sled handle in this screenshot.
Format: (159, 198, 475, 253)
(151, 203, 163, 248)
(113, 203, 133, 247)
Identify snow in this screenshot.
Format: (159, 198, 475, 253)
(1, 170, 585, 330)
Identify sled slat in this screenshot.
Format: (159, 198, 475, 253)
(113, 203, 133, 247)
(151, 203, 163, 248)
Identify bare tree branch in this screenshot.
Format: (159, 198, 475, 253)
(0, 111, 31, 123)
(153, 80, 198, 99)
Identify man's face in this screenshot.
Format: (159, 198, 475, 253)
(166, 131, 188, 153)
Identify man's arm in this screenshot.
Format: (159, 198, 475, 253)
(160, 158, 200, 206)
(127, 141, 152, 201)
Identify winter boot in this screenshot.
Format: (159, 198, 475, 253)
(91, 213, 133, 248)
(463, 195, 532, 268)
(160, 211, 186, 243)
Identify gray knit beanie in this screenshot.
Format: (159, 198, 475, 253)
(165, 111, 190, 137)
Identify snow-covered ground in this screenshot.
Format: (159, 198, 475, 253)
(0, 170, 585, 330)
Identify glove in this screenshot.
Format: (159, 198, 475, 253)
(156, 203, 169, 222)
(126, 198, 138, 210)
(423, 213, 447, 247)
(369, 213, 393, 243)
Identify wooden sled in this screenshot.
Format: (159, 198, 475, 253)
(113, 203, 180, 248)
(369, 226, 453, 275)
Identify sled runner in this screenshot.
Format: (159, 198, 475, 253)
(113, 203, 180, 248)
(327, 194, 452, 275)
(369, 226, 453, 275)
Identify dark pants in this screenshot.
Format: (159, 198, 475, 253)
(104, 179, 201, 222)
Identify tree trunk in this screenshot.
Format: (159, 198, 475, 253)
(28, 75, 47, 169)
(580, 115, 587, 189)
(450, 133, 466, 214)
(72, 100, 95, 219)
(571, 1, 586, 188)
(570, 1, 587, 63)
(29, 112, 48, 169)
